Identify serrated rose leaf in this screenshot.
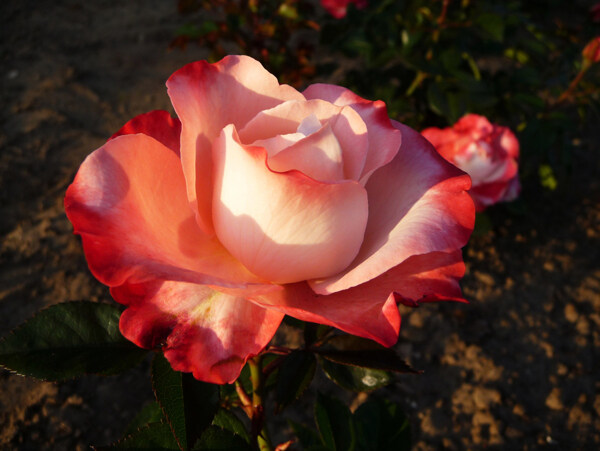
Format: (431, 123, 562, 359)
(151, 354, 219, 450)
(320, 358, 391, 392)
(0, 301, 148, 381)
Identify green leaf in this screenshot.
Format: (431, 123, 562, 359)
(275, 350, 317, 411)
(152, 354, 219, 450)
(277, 3, 298, 20)
(176, 21, 218, 38)
(321, 358, 391, 392)
(314, 393, 356, 451)
(475, 13, 504, 42)
(354, 398, 411, 451)
(194, 426, 253, 450)
(0, 301, 148, 381)
(95, 422, 180, 450)
(315, 335, 419, 374)
(212, 409, 250, 443)
(122, 401, 165, 437)
(289, 419, 322, 449)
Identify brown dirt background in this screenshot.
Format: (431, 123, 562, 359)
(1, 1, 599, 449)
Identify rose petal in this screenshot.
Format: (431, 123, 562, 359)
(109, 110, 181, 154)
(453, 141, 511, 184)
(212, 124, 369, 284)
(239, 99, 368, 180)
(65, 133, 263, 289)
(113, 281, 283, 384)
(249, 249, 466, 347)
(167, 56, 304, 234)
(309, 121, 474, 294)
(420, 127, 460, 158)
(454, 113, 494, 137)
(302, 84, 401, 183)
(388, 250, 467, 304)
(268, 123, 345, 181)
(249, 283, 400, 347)
(498, 126, 520, 159)
(251, 133, 307, 157)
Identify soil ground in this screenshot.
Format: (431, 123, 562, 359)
(1, 1, 599, 449)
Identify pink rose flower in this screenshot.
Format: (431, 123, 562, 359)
(65, 56, 474, 384)
(422, 114, 520, 212)
(321, 0, 367, 19)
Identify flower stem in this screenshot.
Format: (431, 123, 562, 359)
(557, 67, 587, 104)
(248, 356, 273, 451)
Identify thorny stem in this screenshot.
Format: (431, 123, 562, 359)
(264, 345, 293, 355)
(557, 68, 587, 104)
(262, 355, 287, 378)
(234, 380, 253, 418)
(437, 0, 451, 26)
(309, 327, 336, 350)
(248, 356, 273, 451)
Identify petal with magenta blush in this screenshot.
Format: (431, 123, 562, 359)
(114, 281, 283, 384)
(109, 110, 181, 155)
(239, 99, 368, 180)
(65, 133, 263, 289)
(303, 83, 401, 183)
(309, 121, 474, 295)
(212, 125, 369, 284)
(388, 250, 467, 304)
(249, 282, 400, 347)
(167, 56, 304, 234)
(249, 250, 466, 348)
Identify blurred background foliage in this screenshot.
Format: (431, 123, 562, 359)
(173, 0, 599, 191)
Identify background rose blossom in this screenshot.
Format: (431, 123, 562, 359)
(321, 0, 367, 19)
(65, 55, 474, 384)
(422, 114, 520, 212)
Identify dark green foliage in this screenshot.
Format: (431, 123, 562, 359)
(315, 335, 419, 374)
(320, 359, 391, 392)
(96, 422, 181, 450)
(275, 350, 317, 410)
(122, 401, 165, 437)
(0, 301, 148, 381)
(354, 398, 411, 451)
(193, 426, 253, 450)
(314, 393, 356, 451)
(212, 409, 250, 443)
(151, 354, 219, 450)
